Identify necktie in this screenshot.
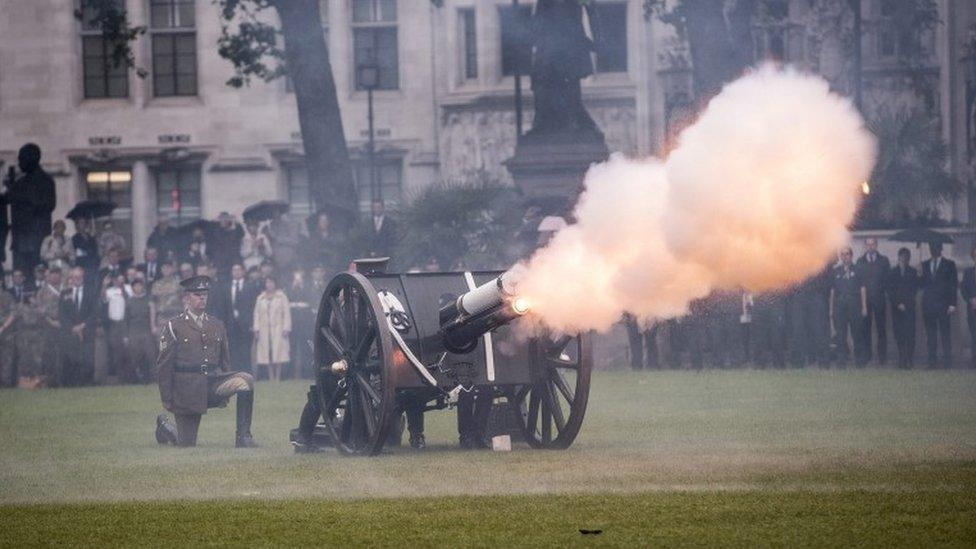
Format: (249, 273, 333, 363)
(75, 288, 81, 310)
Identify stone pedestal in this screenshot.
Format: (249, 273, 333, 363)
(505, 131, 609, 212)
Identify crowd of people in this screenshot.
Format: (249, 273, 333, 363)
(625, 238, 976, 371)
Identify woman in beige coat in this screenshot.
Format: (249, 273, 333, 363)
(252, 276, 291, 381)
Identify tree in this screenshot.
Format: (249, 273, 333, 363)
(858, 109, 960, 226)
(390, 173, 523, 271)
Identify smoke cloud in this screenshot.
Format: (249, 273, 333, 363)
(513, 65, 877, 333)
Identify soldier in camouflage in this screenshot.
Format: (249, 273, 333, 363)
(154, 275, 258, 448)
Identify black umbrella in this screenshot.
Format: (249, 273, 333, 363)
(172, 218, 218, 238)
(243, 200, 290, 223)
(889, 227, 954, 246)
(66, 200, 116, 220)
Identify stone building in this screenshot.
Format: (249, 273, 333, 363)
(0, 0, 972, 261)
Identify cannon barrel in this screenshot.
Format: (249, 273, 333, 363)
(439, 273, 528, 354)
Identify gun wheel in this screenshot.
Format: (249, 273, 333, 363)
(511, 331, 592, 449)
(314, 272, 395, 456)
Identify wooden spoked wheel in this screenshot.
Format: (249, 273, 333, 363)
(314, 273, 395, 455)
(510, 331, 592, 449)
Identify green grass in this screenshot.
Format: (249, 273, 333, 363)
(1, 369, 976, 546)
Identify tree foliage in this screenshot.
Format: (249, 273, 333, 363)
(216, 0, 285, 88)
(858, 110, 960, 226)
(389, 173, 524, 271)
(73, 0, 147, 77)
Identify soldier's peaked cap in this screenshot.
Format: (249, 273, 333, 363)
(180, 275, 211, 292)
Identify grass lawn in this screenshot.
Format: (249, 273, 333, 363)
(1, 369, 975, 546)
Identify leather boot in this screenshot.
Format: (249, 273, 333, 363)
(236, 391, 258, 448)
(155, 414, 178, 445)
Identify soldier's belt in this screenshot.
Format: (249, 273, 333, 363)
(174, 364, 213, 374)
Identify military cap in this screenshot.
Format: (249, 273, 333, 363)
(180, 275, 211, 293)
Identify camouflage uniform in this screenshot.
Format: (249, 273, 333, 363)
(36, 284, 62, 385)
(151, 276, 182, 328)
(14, 300, 45, 384)
(0, 292, 17, 386)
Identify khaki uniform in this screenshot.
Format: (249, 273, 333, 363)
(14, 301, 45, 384)
(0, 292, 17, 386)
(156, 309, 254, 446)
(36, 284, 62, 385)
(151, 276, 182, 328)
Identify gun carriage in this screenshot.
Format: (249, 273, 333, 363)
(308, 260, 592, 455)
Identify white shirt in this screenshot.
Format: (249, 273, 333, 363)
(105, 287, 126, 322)
(373, 215, 384, 233)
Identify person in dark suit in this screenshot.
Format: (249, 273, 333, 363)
(364, 199, 398, 258)
(856, 238, 890, 364)
(97, 248, 125, 285)
(789, 264, 832, 367)
(221, 263, 259, 374)
(888, 247, 919, 369)
(59, 266, 97, 386)
(136, 246, 163, 287)
(920, 241, 958, 369)
(2, 144, 56, 283)
(830, 247, 868, 367)
(71, 217, 100, 285)
(7, 269, 30, 304)
(209, 213, 244, 280)
(960, 245, 976, 368)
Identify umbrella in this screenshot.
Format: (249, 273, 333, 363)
(243, 200, 290, 223)
(66, 200, 116, 220)
(889, 227, 954, 246)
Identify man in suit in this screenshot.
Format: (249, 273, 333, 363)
(98, 248, 125, 285)
(920, 241, 958, 369)
(222, 263, 258, 374)
(7, 269, 29, 304)
(960, 245, 976, 368)
(888, 247, 919, 369)
(830, 247, 868, 367)
(856, 238, 890, 365)
(364, 199, 398, 258)
(137, 246, 163, 288)
(153, 275, 257, 448)
(59, 266, 97, 386)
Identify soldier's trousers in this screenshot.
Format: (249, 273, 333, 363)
(833, 302, 865, 366)
(15, 328, 44, 380)
(969, 311, 976, 367)
(457, 389, 492, 443)
(0, 335, 16, 387)
(175, 372, 255, 447)
(790, 296, 829, 366)
(127, 332, 156, 383)
(625, 316, 659, 370)
(107, 321, 127, 378)
(862, 299, 888, 364)
(891, 307, 916, 368)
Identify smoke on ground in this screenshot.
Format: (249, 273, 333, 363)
(512, 65, 877, 333)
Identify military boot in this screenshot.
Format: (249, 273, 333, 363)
(155, 414, 178, 445)
(235, 391, 258, 448)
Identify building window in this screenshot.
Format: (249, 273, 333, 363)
(352, 0, 398, 90)
(79, 0, 129, 98)
(150, 0, 197, 97)
(155, 166, 201, 225)
(284, 165, 315, 217)
(353, 160, 401, 212)
(499, 5, 532, 77)
(592, 3, 627, 73)
(85, 169, 133, 248)
(460, 8, 477, 79)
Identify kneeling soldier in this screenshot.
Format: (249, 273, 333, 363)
(154, 275, 258, 448)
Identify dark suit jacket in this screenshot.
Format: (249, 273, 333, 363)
(961, 266, 976, 316)
(364, 215, 398, 258)
(920, 257, 958, 314)
(856, 253, 890, 305)
(59, 285, 98, 337)
(136, 261, 163, 285)
(887, 265, 918, 312)
(220, 278, 259, 334)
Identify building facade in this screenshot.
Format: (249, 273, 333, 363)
(0, 0, 972, 261)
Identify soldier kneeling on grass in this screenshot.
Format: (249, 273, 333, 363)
(154, 275, 258, 448)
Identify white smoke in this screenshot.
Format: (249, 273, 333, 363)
(513, 65, 877, 333)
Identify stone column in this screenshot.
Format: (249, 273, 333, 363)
(130, 160, 153, 261)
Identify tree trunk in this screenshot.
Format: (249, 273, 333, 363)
(272, 0, 357, 229)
